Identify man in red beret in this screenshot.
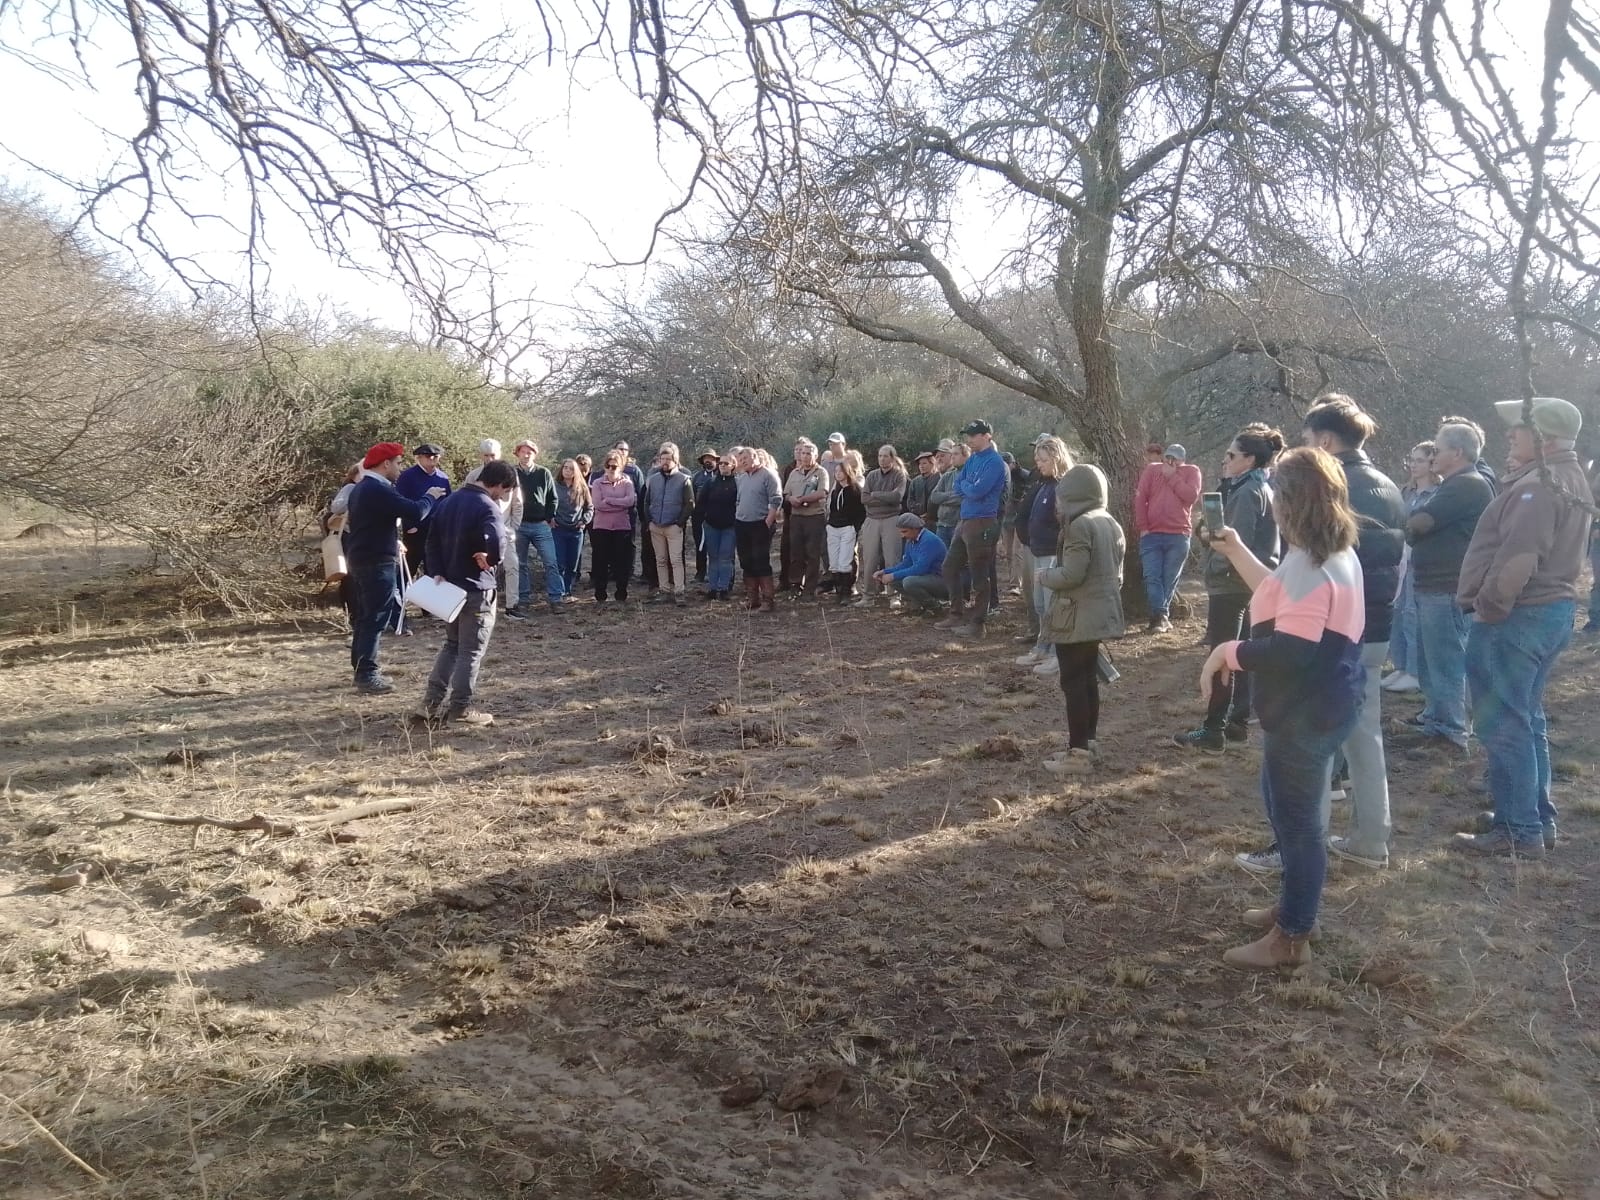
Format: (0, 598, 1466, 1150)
(346, 443, 446, 693)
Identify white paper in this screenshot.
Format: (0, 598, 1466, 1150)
(405, 575, 468, 623)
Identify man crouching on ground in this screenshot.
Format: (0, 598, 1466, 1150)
(420, 459, 518, 726)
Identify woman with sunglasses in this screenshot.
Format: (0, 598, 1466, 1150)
(1172, 424, 1284, 755)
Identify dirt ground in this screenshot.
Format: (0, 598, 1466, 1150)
(3, 524, 1599, 1200)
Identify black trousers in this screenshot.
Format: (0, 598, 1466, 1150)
(735, 519, 775, 579)
(591, 529, 635, 600)
(1055, 640, 1101, 748)
(1202, 592, 1252, 729)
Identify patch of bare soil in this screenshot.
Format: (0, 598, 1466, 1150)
(2, 560, 1599, 1199)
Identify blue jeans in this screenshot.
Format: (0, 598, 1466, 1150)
(1139, 533, 1189, 618)
(936, 524, 956, 547)
(1588, 542, 1600, 626)
(1389, 569, 1419, 676)
(553, 527, 584, 595)
(424, 588, 497, 712)
(515, 521, 563, 605)
(1415, 590, 1470, 746)
(1467, 601, 1574, 843)
(703, 525, 736, 591)
(1262, 704, 1358, 937)
(349, 560, 401, 682)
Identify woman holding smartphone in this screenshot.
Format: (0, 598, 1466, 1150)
(1199, 447, 1365, 969)
(1172, 424, 1283, 756)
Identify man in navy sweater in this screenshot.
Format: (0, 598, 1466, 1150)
(937, 419, 1008, 638)
(420, 459, 517, 725)
(346, 442, 445, 693)
(395, 443, 452, 575)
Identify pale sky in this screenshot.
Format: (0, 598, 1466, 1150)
(0, 5, 696, 339)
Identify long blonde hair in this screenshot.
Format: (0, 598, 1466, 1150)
(1034, 437, 1073, 479)
(559, 458, 592, 507)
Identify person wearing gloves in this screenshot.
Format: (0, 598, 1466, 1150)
(345, 442, 445, 693)
(1038, 464, 1126, 775)
(1454, 398, 1595, 859)
(1134, 443, 1203, 632)
(876, 512, 949, 613)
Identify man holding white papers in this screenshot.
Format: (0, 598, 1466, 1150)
(420, 459, 518, 726)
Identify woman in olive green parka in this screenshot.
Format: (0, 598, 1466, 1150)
(1039, 463, 1126, 772)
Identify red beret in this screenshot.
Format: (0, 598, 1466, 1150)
(361, 442, 406, 469)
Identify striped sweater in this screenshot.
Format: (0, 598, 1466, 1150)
(1222, 546, 1366, 732)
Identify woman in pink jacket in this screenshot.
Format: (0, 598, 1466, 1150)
(1134, 443, 1203, 631)
(590, 451, 638, 604)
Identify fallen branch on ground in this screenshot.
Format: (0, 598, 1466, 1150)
(1, 1088, 109, 1182)
(152, 685, 236, 697)
(117, 800, 416, 837)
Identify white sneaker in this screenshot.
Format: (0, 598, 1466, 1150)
(1380, 670, 1401, 686)
(1327, 835, 1388, 869)
(1033, 657, 1059, 676)
(1381, 672, 1420, 693)
(1043, 748, 1095, 775)
(1234, 845, 1282, 875)
(1014, 648, 1045, 667)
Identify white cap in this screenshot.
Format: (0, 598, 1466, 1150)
(827, 431, 846, 444)
(479, 438, 501, 456)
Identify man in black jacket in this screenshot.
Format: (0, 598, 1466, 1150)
(420, 459, 518, 725)
(1302, 395, 1406, 869)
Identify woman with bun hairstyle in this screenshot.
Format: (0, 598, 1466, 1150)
(1200, 447, 1365, 968)
(1173, 424, 1284, 755)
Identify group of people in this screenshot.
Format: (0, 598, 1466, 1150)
(327, 391, 1596, 972)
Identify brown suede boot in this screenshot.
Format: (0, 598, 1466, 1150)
(745, 578, 762, 610)
(1222, 926, 1313, 971)
(1242, 906, 1321, 940)
(758, 577, 778, 612)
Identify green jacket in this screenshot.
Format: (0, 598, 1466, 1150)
(1040, 465, 1126, 644)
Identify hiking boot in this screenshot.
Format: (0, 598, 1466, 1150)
(1147, 615, 1172, 633)
(952, 621, 986, 640)
(1223, 721, 1249, 744)
(1234, 844, 1282, 874)
(1451, 829, 1545, 859)
(1223, 927, 1313, 971)
(445, 707, 495, 727)
(934, 615, 968, 630)
(503, 606, 528, 621)
(1032, 656, 1059, 676)
(1466, 812, 1555, 851)
(1043, 748, 1095, 775)
(354, 674, 394, 694)
(1242, 906, 1322, 940)
(548, 599, 571, 615)
(1471, 810, 1557, 850)
(674, 594, 687, 607)
(645, 590, 667, 604)
(412, 701, 444, 726)
(1173, 727, 1225, 753)
(1327, 835, 1388, 870)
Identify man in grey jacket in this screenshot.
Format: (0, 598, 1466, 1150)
(644, 446, 696, 605)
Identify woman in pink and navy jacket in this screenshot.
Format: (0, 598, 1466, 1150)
(1199, 447, 1366, 971)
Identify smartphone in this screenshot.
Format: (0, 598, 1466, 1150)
(1201, 492, 1225, 536)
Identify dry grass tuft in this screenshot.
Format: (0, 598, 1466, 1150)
(1498, 1074, 1554, 1113)
(1107, 959, 1154, 988)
